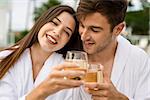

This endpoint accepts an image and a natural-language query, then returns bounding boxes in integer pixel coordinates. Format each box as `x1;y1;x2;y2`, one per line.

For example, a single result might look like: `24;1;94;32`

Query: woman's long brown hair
0;5;83;79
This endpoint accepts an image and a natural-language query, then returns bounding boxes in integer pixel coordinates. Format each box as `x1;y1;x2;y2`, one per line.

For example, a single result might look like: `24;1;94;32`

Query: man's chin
83;48;93;55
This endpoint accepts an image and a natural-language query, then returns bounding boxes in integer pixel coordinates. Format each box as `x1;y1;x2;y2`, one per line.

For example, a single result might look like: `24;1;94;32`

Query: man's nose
80;28;89;41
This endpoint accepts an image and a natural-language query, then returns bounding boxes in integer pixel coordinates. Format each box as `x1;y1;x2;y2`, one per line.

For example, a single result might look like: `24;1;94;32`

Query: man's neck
88;40;118;70
89;40;117;60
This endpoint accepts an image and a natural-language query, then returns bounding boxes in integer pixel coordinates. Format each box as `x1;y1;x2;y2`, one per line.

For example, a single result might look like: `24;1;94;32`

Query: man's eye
79;23;84;28
91;28;100;32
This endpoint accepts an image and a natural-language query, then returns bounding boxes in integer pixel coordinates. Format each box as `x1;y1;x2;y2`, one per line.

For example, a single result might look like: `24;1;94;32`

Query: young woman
0;5;84;100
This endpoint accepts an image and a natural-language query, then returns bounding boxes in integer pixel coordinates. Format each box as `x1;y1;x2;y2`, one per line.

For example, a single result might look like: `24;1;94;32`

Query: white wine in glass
84;64;103;83
65;51;88;80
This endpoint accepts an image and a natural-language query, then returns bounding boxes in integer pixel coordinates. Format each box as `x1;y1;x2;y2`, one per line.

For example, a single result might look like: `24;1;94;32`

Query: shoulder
44;52;65;69
129;45;149;72
130;44;148;58
53;52;65;63
117;35;149;70
0;50;13;59
117;35;148;59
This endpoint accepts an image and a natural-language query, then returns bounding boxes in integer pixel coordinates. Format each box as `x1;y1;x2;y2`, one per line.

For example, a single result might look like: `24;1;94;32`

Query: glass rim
66;50;88;61
67;50;87;54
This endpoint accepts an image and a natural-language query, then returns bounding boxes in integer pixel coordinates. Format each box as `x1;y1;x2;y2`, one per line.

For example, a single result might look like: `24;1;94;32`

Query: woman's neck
30;43;53;81
30;43;53;64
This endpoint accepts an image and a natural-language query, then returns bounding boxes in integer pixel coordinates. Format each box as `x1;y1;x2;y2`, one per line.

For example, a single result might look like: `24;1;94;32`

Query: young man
77;0;150;100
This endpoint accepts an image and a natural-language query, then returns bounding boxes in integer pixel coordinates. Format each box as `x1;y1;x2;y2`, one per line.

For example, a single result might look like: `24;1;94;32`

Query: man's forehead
79;12;110;26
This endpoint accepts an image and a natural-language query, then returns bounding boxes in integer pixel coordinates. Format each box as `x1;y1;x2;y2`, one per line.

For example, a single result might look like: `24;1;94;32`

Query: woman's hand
26;62;85;100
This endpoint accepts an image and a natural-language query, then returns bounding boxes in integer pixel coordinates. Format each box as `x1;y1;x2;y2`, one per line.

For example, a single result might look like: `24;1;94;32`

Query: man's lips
46;34;58;45
83;41;95;48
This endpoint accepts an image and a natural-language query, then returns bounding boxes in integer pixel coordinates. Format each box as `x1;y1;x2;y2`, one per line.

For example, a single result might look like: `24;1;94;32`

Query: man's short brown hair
77;0;128;30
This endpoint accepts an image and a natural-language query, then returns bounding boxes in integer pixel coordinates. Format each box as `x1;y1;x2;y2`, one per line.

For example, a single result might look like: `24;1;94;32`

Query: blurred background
0;0;150;54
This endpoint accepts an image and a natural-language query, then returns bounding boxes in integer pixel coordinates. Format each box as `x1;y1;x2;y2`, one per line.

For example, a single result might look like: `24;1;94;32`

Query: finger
50;70;85;79
84;82;98;89
84;82;109;90
53;62;79;71
92;96;107;100
86;89;108;97
51;78;84;88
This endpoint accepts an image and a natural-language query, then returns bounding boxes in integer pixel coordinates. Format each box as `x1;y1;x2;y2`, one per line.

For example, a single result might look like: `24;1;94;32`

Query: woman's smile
46;33;58;45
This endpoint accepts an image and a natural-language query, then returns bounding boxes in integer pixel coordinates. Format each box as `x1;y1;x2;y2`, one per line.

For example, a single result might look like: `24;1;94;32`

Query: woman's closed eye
64;29;71;37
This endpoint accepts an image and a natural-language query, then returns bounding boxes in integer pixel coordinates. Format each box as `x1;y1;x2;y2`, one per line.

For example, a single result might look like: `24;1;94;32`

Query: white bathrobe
0;49;73;100
74;36;150;100
0;35;150;100
111;36;150;100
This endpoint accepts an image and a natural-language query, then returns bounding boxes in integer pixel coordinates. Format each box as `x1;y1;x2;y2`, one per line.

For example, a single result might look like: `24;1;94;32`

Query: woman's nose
53;26;63;38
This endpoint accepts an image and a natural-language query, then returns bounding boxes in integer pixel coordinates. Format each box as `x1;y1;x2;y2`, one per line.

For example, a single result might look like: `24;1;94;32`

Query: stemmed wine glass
65;50;88;100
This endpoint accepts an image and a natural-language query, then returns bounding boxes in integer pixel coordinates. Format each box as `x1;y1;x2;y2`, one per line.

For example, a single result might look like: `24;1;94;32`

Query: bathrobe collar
111;35;131;86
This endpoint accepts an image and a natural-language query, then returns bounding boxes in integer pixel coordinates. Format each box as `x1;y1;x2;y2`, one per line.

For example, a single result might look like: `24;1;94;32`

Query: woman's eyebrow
55;17;61;22
66;27;73;33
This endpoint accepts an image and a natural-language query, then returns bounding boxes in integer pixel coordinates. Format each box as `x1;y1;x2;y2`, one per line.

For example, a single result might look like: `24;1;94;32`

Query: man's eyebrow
90;26;103;30
80;21;103;30
55;17;73;33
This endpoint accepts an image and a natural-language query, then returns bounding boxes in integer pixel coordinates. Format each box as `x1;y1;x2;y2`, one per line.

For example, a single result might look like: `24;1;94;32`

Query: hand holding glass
65;51;88;80
65;51;88;100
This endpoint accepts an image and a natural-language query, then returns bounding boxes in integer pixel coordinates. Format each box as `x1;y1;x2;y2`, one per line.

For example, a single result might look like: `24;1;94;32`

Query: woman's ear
112;22;125;36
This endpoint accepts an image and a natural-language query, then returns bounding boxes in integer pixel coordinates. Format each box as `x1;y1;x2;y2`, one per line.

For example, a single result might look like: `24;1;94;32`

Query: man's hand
84;81;129;100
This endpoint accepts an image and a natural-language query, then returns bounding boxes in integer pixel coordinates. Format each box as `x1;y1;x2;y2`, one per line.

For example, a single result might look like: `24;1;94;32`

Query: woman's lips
46;34;57;45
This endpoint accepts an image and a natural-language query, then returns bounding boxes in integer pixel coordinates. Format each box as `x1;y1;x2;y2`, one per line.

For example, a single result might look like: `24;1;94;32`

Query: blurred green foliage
15;1;149;43
15;30;29;42
33;0;61;21
125;7;149;35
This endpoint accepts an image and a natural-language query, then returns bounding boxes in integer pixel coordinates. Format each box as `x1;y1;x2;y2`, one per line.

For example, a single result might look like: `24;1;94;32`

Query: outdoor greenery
15;0;150;43
33;0;61;21
15;30;29;43
125;7;149;35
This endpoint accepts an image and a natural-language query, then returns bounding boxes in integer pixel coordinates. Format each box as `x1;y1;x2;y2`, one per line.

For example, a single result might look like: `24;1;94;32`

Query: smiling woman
37;11;76;52
0;5;83;100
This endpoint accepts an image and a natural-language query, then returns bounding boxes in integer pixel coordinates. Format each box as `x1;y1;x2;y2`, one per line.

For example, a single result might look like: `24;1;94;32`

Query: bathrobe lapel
111;36;131;86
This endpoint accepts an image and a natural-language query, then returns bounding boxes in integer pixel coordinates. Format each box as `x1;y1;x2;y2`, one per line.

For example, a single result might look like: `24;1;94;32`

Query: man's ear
112;22;125;36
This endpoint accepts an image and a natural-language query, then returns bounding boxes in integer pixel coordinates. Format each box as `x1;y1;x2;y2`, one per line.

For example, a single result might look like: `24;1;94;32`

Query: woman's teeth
47;35;57;44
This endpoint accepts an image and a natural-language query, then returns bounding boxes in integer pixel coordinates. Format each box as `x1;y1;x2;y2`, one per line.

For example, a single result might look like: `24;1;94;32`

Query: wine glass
65;50;88;75
65;50;88;100
84;63;103;90
85;64;103;83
